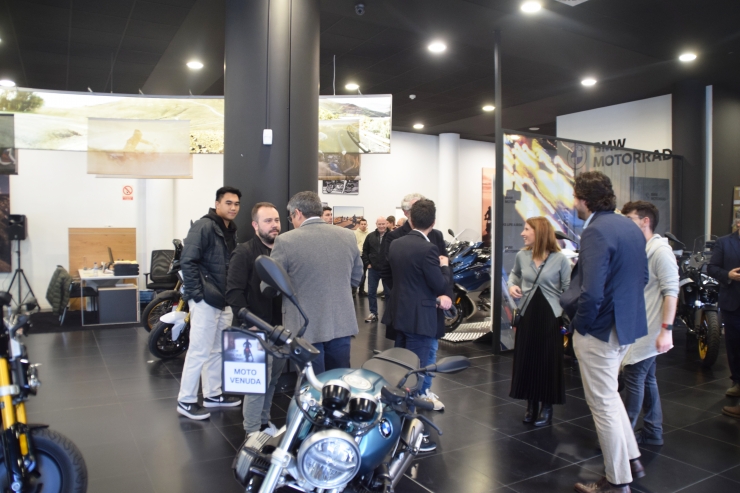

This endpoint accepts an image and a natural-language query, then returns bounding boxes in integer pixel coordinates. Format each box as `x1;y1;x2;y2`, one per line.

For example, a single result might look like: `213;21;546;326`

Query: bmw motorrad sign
222;329;267;394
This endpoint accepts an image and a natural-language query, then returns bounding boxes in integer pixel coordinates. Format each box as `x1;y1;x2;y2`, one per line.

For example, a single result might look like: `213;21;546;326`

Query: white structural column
143;179;175;274
437;133;460;238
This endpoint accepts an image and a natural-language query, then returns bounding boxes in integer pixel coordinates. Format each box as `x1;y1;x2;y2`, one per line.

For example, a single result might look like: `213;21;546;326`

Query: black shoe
203;394;242;408
534;403;553;427
630;458;646;479
419;436;437;453
177;401;211;420
523;400;539;424
635;428;663;446
359;291;368;297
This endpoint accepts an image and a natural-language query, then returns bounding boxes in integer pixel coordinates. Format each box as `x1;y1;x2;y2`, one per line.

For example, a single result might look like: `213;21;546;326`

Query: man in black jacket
708;209;740;419
226;202;285;436
177;186;242;420
361;216;389;323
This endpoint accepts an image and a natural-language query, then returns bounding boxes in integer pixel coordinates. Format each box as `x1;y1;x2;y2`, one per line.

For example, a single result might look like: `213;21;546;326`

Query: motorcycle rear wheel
0;428;87;493
141;290;179;332
148;320;189;359
698;311;721;368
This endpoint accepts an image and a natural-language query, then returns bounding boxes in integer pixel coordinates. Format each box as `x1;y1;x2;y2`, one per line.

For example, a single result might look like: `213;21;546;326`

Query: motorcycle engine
233;432;273;487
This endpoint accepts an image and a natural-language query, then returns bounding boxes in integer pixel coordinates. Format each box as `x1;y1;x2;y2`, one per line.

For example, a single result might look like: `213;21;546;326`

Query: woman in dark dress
507;217;572;426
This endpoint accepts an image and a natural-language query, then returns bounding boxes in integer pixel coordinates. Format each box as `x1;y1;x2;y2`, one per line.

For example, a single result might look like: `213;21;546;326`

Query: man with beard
226;202;284;437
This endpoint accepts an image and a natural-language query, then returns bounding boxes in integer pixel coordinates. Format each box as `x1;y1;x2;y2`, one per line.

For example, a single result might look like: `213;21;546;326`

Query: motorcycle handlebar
411;396;435;411
238;308;292;347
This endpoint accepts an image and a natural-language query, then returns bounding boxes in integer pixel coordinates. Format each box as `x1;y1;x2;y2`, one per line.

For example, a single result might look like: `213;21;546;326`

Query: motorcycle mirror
554;231;575;243
448;229;455;237
664;232;685;248
423;355;470;374
255;256;296;300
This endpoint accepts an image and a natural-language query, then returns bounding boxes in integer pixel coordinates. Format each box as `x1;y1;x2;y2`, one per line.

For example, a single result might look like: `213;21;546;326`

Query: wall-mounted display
0;87;223;154
322;180;359;195
734;186;740;231
0;176;9;272
319;95;391;154
333;206;365;230
0;115;16;175
87;118;192;178
318;152;360;181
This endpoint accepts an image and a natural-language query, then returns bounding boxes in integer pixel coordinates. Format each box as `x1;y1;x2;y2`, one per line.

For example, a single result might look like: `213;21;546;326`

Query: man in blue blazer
560;171;648;493
707;209;740;419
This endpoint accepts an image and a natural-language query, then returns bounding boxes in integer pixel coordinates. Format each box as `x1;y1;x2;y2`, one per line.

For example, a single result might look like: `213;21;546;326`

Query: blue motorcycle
445;234;491;331
232;256;470;493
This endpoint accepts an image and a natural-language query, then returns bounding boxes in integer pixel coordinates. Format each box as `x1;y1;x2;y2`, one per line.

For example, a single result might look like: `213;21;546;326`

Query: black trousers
723;308;740;383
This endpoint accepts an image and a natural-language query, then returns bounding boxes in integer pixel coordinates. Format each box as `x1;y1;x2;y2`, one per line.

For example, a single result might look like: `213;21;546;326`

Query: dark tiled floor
23;298;740;493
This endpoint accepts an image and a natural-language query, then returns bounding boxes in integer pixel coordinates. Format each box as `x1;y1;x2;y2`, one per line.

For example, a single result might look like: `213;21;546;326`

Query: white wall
458;139;496;236
1;150;223;309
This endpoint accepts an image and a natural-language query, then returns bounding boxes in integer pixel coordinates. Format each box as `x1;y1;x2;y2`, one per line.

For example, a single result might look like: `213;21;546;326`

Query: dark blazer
707;232;740;312
387;231;451;338
560;211;649;346
379;221;446;289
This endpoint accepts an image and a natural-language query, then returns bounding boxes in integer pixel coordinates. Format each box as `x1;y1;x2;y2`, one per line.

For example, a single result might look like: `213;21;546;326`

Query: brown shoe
574;477;630;493
722;405;740;419
630;459;645;479
726;383;740;397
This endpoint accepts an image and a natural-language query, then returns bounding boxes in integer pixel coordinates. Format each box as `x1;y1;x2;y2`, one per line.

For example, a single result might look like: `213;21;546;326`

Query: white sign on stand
222;329;267;394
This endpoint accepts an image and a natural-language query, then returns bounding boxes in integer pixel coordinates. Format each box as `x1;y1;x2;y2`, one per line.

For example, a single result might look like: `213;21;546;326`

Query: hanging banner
0;114;17;175
222;329;267;395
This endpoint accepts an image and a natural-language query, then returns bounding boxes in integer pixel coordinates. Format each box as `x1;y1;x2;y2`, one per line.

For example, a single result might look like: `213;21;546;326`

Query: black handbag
511;255;549;329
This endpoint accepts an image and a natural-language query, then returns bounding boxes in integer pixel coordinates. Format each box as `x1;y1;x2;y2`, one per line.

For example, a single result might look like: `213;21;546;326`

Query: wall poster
322;180;359;195
318;153;360;181
734;186;740;232
0;115;17;175
319;95;391;154
333;206;365;230
0;176;10;272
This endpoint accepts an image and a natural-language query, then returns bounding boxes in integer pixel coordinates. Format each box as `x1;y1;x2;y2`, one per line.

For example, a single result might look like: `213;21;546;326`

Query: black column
224;0;319;240
491;30;503;354
711;87;740;236
672;79;706;242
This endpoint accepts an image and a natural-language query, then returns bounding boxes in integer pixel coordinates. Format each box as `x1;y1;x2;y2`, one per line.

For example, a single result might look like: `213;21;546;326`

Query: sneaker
418;436;437;453
726;383;740;398
260;422;279;436
634;428;663;446
365;313;378;323
177;401;211;420
421;390;445;411
203;395;242;408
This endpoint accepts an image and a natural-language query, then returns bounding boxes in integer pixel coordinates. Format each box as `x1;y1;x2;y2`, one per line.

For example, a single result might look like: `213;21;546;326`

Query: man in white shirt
354;218;370;297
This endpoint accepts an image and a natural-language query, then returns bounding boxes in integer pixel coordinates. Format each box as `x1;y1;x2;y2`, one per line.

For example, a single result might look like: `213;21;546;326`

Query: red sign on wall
122;185;133;201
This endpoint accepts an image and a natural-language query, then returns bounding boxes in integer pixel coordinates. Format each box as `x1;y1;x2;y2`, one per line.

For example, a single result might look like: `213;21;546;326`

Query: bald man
396;217;406;229
361;216;389;322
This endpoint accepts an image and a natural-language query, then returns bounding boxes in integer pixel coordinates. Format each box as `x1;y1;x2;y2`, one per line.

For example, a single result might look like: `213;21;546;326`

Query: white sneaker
262;422;278;437
423;390;445;411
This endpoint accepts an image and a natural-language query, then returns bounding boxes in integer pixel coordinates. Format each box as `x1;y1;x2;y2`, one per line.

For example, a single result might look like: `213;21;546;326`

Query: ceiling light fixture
529;127;540;131
482;105;495;112
521;1;542;14
679;53;697;62
186;60;204;70
428;41;446;53
413;123;424;129
581;78;597;86
0;79;16;87
345;83;359;90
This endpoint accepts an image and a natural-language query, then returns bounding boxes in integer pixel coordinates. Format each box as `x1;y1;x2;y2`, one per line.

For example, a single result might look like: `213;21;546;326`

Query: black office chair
61;279;98;326
144;250;177;292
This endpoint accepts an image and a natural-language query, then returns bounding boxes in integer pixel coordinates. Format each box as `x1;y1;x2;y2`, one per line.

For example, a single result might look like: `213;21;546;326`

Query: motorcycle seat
362;348;421;390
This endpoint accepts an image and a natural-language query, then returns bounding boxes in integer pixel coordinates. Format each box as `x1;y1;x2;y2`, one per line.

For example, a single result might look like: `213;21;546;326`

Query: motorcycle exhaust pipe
389;418;424;488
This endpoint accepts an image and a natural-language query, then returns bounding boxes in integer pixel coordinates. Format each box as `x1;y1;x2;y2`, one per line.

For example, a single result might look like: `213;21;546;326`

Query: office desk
78;270;140;326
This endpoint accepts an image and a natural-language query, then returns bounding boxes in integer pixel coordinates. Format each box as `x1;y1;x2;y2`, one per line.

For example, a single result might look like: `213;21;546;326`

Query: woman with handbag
508;217;572;426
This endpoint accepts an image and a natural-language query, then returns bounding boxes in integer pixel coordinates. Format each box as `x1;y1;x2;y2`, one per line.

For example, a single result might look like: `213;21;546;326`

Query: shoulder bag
511;254;549;329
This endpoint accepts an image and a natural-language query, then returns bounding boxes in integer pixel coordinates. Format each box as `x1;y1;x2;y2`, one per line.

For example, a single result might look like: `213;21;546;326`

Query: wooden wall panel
68;228;137;275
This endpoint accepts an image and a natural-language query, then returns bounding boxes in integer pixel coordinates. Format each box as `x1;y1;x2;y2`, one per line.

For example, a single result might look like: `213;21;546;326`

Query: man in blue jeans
362;216;389;323
387;199;452;452
621;201;678;445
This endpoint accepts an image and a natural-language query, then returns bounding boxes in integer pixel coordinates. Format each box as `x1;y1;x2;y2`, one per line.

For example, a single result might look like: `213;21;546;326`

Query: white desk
78;270;140;326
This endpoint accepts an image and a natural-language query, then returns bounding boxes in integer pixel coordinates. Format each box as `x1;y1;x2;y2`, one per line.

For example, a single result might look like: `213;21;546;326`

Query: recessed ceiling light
413;123;424;129
0;79;15;87
428;41;446;53
482;105;495;112
679;53;697;62
581;78;597;86
529;127;540;131
345;83;359;90
521;1;542;13
186;61;204;70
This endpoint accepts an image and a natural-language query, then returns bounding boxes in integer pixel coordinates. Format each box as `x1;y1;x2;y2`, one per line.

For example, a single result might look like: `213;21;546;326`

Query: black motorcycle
666;233;722;368
141;239;184;332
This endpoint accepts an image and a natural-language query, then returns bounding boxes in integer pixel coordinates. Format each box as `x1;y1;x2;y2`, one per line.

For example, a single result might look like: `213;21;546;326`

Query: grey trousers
574;329;640;485
242;356;287;433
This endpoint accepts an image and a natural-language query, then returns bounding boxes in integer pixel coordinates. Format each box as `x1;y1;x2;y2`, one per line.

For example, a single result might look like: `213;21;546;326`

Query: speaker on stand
6;215;36;308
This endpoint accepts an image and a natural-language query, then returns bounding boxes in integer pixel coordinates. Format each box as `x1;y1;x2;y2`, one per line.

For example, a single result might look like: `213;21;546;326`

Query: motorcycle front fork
258;412;305;493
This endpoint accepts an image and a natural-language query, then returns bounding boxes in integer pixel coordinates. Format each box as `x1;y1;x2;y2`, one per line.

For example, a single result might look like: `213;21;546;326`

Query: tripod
7;239;36;308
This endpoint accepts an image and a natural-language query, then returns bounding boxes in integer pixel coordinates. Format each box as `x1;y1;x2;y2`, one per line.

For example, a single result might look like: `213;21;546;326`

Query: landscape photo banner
0;87;224;154
319;95;391;154
0;114;16;175
87;118;192;178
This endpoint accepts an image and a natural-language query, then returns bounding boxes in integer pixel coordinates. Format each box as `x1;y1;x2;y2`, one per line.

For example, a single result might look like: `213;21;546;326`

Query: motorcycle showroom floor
24;298;740;493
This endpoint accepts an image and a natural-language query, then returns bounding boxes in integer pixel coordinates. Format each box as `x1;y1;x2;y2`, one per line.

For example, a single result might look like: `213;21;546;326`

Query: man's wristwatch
661;323;673;331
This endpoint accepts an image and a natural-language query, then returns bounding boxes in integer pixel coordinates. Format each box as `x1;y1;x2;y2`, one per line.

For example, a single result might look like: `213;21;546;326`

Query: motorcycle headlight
296;429;361;489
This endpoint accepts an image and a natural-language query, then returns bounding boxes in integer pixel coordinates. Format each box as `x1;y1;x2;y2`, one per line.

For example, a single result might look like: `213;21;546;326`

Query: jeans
402;332;436;393
242;356;287;432
622;356;663;440
312;336;352;375
367;268;382;315
421;339;438;394
359;267;367;293
723;308;740;384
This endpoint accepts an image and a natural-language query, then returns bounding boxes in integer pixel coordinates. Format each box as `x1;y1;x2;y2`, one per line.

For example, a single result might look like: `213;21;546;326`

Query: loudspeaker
8;214;27;241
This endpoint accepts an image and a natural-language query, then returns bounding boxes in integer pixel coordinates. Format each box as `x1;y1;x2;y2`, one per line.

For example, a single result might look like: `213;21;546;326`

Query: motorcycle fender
702;305;719;313
454;284;468;293
160;311;187;324
171;321;187;341
25;423;50;430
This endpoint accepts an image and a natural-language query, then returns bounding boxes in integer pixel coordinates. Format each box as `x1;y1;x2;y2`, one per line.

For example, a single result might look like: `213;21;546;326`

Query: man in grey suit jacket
271;191;363;374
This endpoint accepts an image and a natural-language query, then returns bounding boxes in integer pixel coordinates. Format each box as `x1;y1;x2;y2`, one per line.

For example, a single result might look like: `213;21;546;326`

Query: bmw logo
567;144;587;170
379;419;393;438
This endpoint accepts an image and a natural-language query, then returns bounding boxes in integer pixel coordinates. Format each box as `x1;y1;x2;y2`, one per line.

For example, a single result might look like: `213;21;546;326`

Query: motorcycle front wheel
698;311;721;368
141;290;179;332
445;297;469;332
148;320;189;359
0;428;87;493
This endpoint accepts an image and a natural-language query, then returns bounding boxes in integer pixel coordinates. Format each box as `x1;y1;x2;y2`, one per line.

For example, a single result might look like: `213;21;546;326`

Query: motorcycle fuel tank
287;368;402;475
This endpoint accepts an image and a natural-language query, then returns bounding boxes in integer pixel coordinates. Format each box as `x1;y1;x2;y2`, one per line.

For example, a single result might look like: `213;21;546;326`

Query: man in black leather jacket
177;186;243;420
